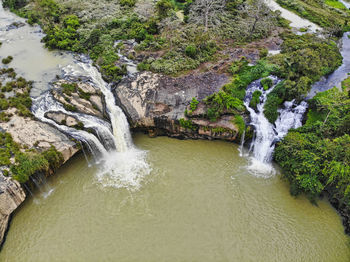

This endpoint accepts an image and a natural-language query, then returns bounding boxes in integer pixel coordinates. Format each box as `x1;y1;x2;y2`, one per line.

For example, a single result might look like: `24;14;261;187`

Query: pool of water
1;135;349;262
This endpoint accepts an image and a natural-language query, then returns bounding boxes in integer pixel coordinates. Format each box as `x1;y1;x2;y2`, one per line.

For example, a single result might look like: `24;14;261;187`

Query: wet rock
0;175;26;246
52;81;104;119
6;22;25;31
46;112;79;127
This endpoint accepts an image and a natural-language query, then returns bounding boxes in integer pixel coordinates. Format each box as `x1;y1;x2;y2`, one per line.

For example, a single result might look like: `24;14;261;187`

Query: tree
239;0;273;40
156;0;173;18
189;0;225;31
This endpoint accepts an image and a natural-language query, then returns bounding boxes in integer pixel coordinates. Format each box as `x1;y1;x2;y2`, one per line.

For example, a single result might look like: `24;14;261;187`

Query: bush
249;90;262;110
185;45;197;58
260;77;273;90
259;48;268;58
274;86;350;204
179;118;196;130
156;0;173;18
120;0;136;7
2;56;13;64
190;97;199;111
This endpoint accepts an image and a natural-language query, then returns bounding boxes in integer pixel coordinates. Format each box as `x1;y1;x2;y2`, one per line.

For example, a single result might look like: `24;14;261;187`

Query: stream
0;1;349;261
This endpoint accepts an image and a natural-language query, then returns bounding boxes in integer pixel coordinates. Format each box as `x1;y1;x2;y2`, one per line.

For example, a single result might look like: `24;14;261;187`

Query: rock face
0;175;26;246
114;71;240;140
52;81;105;119
0;114;79;163
0;112;79;245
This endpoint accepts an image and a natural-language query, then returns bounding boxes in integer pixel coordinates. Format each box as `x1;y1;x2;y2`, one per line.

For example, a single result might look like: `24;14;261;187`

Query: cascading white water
32;58;151;189
244;77;308;177
63;61;133;152
32;92;109;159
61;59;150;189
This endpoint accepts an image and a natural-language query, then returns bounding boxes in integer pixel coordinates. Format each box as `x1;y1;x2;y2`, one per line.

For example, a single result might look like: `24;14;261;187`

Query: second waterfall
243;77;308;177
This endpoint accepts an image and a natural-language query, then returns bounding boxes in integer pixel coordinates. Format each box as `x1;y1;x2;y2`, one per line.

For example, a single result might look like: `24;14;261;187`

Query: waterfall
32;92;109;159
63;61;133;152
32;58;151;189
244;77;308;177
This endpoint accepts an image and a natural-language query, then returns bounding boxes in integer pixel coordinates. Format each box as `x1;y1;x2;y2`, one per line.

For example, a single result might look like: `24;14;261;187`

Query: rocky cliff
0;112;79;246
114;71;241;141
0;175;26;245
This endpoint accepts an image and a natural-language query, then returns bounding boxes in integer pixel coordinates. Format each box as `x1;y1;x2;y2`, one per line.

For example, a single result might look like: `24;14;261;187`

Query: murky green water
1;135;349;262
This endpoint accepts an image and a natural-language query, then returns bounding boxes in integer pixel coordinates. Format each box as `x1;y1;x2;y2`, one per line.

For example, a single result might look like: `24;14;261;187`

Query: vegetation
276;0;350;31
0;132;63;183
275;84;350;207
0;68;34;118
249;90;262;110
4;0;281;77
179;118;196;130
204;57;276;121
264;32;342;123
2;56;13;64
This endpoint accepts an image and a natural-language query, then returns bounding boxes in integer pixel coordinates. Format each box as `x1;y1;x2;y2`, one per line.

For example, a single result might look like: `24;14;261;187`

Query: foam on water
96;148;151;190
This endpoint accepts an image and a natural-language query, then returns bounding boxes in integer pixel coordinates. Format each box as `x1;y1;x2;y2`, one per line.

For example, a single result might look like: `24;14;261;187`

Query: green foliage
0;131;63;183
120;0;136;7
179;118;196;130
63;103;77;112
276;0;350;30
265;33;342;123
61;83;77;95
190;97;199;111
275;86;350;205
204;58;276;121
43;15;81;51
3;0;27;10
233;115;245;135
0;69;33;117
260;77;273;91
263;81;285;123
185;45;197;58
41;146;64;172
2;56;13;64
156;0;174;18
249;90;262;110
325;0;347;10
259;48;268;58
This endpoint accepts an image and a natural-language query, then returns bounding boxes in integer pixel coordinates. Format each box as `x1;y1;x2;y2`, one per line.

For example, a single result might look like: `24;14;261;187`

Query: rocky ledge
114;71;241;141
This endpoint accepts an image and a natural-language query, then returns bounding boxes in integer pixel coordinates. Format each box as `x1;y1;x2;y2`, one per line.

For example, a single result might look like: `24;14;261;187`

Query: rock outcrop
0;113;79;163
114;71;240;140
0;112;79;246
0;175;26;246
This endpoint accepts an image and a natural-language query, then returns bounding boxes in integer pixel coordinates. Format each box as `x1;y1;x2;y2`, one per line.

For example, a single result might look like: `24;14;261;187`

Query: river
1;135;350;261
0;1;349;261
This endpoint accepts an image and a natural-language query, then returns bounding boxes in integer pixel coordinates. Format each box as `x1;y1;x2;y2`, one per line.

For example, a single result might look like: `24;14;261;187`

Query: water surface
0;4;74;96
1;135;349;262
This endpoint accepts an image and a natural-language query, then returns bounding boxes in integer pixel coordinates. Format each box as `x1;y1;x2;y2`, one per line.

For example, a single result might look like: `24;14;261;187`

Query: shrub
260;77;273;90
2;56;13;64
249;90;262;110
156;0;173;18
120;0;136;7
185;45;197;58
179;118;196;130
190;97;199;111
